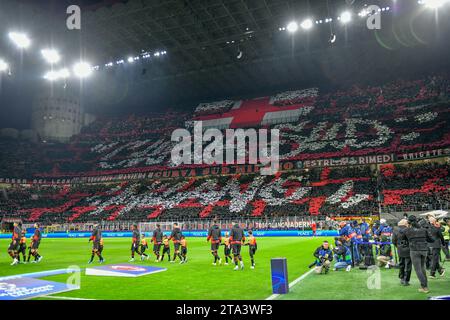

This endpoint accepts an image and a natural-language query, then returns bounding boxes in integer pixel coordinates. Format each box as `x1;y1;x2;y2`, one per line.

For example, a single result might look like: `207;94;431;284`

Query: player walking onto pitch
8;222;22;266
222;232;232;265
244;230;257;269
88;224;104;264
169;223;183;263
161;236;171;262
230;222;245;271
180;235;188;264
152;224;163;262
130;224;142;262
207;220;222;265
140;233;149;261
17;231;27;263
27;223;43;263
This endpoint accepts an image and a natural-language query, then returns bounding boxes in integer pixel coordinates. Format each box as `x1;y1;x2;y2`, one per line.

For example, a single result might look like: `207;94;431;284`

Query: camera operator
404;215;434;293
428;216;446;278
392;219;411;286
313;241;333;274
332;238;352;272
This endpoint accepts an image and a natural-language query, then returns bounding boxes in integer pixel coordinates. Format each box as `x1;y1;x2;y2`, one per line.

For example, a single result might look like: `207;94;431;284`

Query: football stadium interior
1;0;450;302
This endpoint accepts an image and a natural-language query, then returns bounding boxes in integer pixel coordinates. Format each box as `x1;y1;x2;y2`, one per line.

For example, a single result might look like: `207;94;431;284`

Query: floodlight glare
8;32;31;49
340;11;352;24
58;68;70;79
286;21;299;33
43;68;70;81
300;19;313;30
73;62;92;78
44;70;59;81
0;59;8;72
422;0;449;8
41;49;61;64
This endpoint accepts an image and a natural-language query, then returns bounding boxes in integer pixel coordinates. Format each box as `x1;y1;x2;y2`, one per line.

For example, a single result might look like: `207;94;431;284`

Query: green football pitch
1;237;449;300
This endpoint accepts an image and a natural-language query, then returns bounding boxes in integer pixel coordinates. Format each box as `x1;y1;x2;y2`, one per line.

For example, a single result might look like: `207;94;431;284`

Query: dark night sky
1;0;450;130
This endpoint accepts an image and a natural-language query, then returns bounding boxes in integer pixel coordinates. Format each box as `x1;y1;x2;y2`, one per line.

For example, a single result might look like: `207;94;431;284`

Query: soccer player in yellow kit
222;232;232;265
18;233;27;264
161;236;171;262
140;234;149;261
244;230;258;269
180;236;188;264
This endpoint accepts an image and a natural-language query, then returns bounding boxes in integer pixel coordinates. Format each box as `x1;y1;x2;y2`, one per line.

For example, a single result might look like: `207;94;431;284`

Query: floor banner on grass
0;277;79;300
85;264;167;277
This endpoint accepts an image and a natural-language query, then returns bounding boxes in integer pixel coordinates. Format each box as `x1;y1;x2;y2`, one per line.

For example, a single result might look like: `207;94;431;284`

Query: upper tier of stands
0;74;449;180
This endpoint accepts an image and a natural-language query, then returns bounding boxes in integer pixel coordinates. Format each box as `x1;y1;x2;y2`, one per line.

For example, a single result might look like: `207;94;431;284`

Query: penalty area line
265;268;314;300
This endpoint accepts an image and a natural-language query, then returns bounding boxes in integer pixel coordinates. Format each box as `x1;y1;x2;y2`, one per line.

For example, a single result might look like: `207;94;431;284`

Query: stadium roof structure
1;0;450;114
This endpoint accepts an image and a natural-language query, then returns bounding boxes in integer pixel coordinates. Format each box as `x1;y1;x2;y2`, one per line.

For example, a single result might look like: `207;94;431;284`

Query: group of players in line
7;222;43;266
88;220;257;270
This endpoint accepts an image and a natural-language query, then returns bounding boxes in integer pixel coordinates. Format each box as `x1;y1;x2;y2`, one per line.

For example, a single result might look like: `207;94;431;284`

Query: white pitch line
266;269;315;300
44;295;95;300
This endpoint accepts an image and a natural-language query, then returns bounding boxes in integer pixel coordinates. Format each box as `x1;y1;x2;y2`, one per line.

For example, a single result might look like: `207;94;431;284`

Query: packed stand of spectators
194;100;235;116
0;75;448;180
0;166;378;224
380;162;450;212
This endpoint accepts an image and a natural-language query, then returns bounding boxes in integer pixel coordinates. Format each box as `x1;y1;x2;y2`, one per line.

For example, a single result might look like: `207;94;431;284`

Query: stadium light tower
300;19;313;30
0;59;8;72
8;32;31;49
41;49;61;64
340;11;352;24
73;62;92;78
286;21;299;33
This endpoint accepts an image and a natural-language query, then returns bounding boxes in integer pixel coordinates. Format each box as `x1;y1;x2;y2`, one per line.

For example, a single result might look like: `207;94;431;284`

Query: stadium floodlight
422;0;450;8
43;68;70;81
41;49;61;64
286;21;299;33
43;70;59;81
300;19;313;30
8;32;31;49
58;68;70;79
73;62;92;78
0;59;8;72
340;11;352;24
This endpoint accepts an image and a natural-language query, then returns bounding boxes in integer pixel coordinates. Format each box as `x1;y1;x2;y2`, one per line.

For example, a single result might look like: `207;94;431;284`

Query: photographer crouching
312;241;334;274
